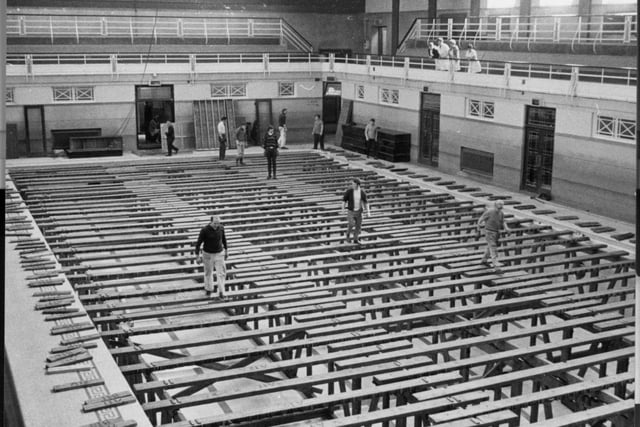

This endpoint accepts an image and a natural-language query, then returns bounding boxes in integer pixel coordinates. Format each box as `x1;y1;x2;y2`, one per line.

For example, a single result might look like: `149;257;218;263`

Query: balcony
399;14;637;54
6;12;313;52
5;52;635;103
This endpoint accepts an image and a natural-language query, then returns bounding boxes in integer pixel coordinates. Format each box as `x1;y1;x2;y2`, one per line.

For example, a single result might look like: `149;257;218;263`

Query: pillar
520;0;532;39
427;0;437;22
470;0;480;17
391;0;400;55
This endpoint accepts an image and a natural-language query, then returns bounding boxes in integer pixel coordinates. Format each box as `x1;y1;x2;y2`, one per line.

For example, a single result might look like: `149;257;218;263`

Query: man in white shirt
435;38;449;71
278;109;288;149
217;116;227;160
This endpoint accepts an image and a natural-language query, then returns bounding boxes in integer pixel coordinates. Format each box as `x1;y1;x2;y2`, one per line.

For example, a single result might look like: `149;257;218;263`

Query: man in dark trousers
341;178;371;244
263;125;279;179
148;115;160;143
217;116;227;160
195;215;229;298
364;118;378;158
165;120;178;156
278;108;288;149
477;200;511;269
312;114;324;150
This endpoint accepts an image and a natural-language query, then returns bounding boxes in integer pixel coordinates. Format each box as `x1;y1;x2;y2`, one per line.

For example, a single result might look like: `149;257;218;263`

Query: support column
470;0;481;40
578;0;593;39
427;0;437;22
578;0;592;16
470;0;480;17
519;0;532;39
391;0;400;56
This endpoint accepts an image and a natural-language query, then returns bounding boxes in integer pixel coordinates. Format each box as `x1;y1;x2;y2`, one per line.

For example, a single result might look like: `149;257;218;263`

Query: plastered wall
6;76;324;153
336;70;634;221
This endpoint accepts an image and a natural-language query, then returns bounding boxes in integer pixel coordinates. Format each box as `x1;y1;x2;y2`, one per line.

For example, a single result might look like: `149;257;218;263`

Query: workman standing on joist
342;178;371;245
477;200;511;270
195;215;229;299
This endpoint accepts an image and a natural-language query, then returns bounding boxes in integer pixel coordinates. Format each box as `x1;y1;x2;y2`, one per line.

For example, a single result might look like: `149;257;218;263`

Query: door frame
419;92;440;166
322;81;342;134
24;105;46;155
254;99;273;143
521;105;556;197
134;84;175;149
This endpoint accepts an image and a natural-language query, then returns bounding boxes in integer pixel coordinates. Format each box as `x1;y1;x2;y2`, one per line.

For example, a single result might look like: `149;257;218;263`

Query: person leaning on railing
465;44;482;73
448;39;461;71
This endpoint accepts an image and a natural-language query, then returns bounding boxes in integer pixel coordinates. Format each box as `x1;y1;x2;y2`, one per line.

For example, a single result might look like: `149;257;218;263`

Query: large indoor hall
3;1;638;427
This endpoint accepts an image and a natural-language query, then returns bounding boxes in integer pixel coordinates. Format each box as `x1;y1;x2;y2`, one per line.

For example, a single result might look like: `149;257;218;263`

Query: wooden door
522;106;556;197
24;106;46;156
419;92;440;166
322;81;342;134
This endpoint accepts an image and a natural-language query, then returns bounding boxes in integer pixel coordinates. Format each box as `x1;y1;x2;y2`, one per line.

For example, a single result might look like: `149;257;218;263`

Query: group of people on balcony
427;38;482;73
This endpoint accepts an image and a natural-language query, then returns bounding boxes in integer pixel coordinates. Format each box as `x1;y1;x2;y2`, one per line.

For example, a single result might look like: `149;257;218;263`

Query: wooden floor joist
8;151;635;427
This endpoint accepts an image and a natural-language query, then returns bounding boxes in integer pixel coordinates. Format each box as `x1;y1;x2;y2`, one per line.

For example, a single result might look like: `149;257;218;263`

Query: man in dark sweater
195;215;229;298
477;200;511;269
341;178;371;244
263;125;279;179
165;120;178;156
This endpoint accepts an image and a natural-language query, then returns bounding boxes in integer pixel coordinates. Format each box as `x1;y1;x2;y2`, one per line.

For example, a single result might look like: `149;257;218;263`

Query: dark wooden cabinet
66;136;123;158
341;124;411;162
377;129;411;162
341;124;367;154
51;128;101;150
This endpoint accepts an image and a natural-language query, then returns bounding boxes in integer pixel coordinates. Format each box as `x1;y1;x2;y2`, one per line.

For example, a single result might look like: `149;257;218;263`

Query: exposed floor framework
6;150;636;427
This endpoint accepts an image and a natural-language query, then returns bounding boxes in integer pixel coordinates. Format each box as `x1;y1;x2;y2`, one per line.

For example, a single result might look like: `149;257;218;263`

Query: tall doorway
419;92;440;166
371;26;388;55
254;99;273;145
135;85;174;150
322;81;342;134
522;106;556;197
24;105;46;156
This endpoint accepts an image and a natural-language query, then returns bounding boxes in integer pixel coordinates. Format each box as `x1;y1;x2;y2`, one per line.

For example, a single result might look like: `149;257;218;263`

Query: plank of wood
82;392;136;412
46;352;92;369
52;378;105;393
80;419;137;427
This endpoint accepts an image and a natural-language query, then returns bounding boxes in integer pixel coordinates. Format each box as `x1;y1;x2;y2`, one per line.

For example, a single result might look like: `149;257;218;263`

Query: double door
522;106;556;196
419;92;440;166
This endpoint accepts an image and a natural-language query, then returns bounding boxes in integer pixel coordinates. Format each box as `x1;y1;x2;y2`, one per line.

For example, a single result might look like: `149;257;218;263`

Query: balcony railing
398;14;637;52
5;52;636;87
6;13;313;52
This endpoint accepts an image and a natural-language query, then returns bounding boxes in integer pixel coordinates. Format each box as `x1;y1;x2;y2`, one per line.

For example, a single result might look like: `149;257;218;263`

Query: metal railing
5;52;636;86
6;13;313;51
398;13;637;52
